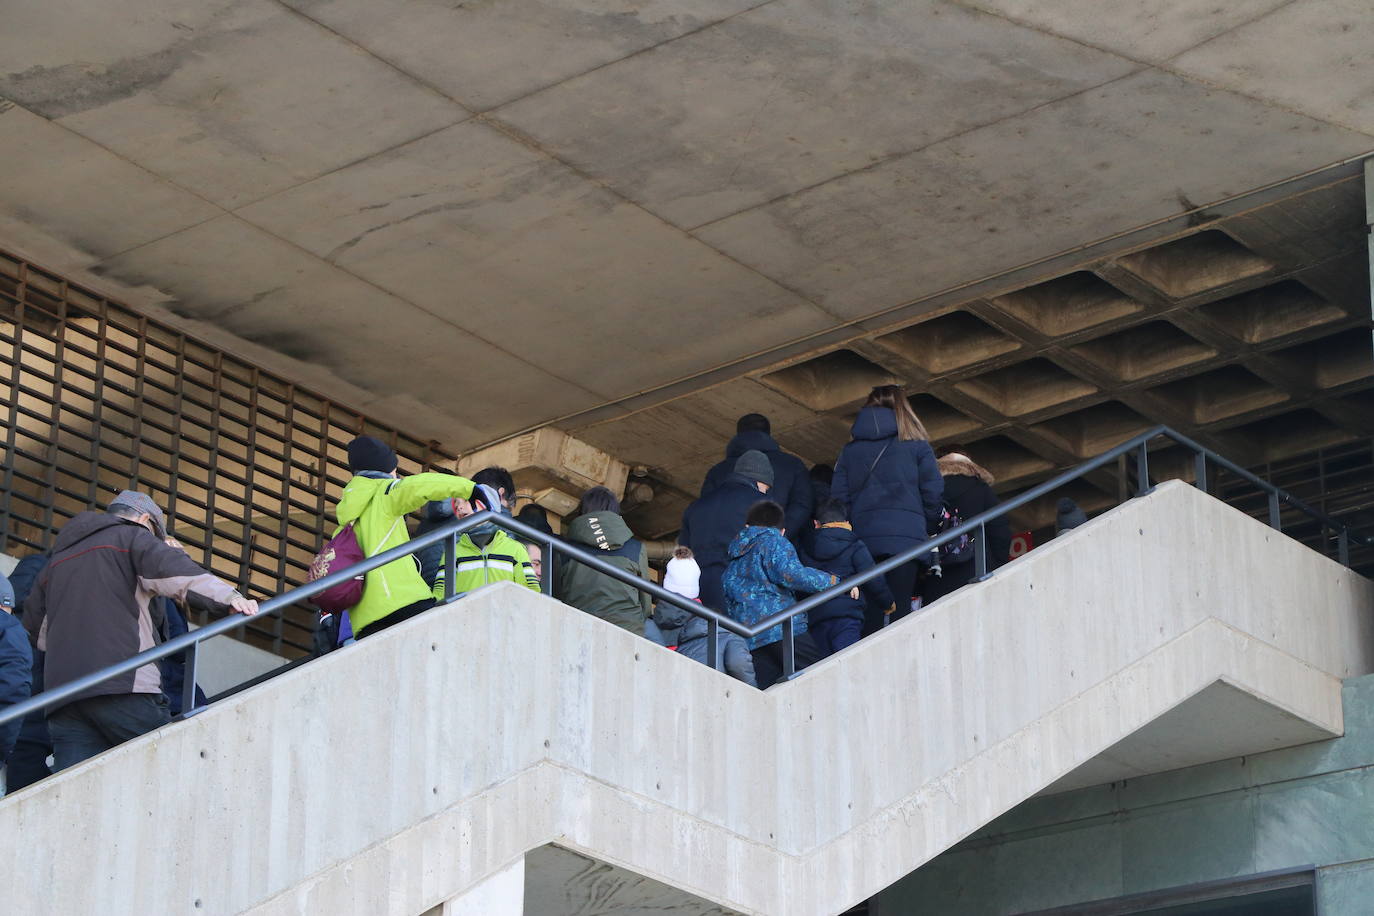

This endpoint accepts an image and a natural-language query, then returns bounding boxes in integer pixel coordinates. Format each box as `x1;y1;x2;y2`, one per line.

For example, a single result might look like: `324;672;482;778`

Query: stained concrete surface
692;68;1368;316
496;0;1139;229
0;0;1370;454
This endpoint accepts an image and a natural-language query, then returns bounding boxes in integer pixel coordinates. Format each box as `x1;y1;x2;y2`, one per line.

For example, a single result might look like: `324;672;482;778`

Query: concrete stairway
2;481;1370;916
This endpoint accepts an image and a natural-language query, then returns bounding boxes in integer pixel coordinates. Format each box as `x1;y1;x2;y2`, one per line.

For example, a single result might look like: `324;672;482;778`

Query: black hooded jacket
700;430;813;540
680;474;770;612
831;407;944;558
798;523;895;624
922;453;1012;604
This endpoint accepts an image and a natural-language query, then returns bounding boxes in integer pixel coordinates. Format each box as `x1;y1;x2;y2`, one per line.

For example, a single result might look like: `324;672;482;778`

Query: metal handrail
0;508;746;728
762;425;1369;646
3;425;1370;729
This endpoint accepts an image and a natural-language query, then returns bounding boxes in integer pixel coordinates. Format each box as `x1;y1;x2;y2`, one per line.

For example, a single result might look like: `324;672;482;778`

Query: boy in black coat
798;500;896;657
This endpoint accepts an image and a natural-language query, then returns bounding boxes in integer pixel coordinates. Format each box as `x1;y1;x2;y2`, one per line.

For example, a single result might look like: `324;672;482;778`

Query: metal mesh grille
0;249;454;657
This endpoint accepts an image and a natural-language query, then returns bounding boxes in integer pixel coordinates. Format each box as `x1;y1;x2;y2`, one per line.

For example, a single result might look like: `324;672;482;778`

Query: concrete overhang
1;0;1371;457
1042;678;1342;796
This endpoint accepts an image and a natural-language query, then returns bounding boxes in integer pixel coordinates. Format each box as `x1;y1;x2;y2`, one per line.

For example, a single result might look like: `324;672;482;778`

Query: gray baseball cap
109;490;169;539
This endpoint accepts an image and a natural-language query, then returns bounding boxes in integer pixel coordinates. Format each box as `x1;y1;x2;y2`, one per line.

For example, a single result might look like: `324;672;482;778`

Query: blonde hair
865;385;929;442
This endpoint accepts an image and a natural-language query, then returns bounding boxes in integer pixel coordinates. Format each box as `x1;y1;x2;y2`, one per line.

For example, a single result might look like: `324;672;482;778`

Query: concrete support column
433;856;524;916
453;428;630;525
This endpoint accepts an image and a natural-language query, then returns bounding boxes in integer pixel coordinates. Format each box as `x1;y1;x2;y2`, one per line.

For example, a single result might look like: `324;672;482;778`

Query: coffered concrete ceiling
0;0;1371;457
577;171;1374;538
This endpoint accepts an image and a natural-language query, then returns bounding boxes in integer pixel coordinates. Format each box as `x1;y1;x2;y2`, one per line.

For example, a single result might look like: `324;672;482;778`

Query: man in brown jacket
23;491;257;770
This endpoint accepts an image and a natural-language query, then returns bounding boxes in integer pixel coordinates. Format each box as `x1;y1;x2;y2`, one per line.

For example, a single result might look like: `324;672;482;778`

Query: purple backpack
307;521;366;613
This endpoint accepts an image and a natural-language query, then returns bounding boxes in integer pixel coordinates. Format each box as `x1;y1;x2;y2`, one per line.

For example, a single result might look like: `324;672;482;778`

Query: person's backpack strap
851;440;893;496
347;478;403;557
310;479;405;616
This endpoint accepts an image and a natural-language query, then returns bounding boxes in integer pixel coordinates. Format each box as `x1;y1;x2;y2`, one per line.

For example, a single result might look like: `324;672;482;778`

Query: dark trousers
751;633;824;689
355;598;436;640
7;651;53;791
47;694;172;771
865;555;923;635
809;617;863;659
5;722;54;791
920;559;978;606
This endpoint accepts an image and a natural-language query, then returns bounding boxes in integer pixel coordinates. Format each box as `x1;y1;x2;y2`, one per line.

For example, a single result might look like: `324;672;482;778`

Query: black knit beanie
734;449;775;487
1056;497;1088;531
347;435;398;473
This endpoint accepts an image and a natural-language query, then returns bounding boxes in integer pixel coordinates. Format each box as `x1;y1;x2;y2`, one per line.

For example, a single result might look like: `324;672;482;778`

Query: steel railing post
973;522;988;581
443;531;457;604
181;641;201;718
1268;491;1282;530
1194;450;1208;493
1135;442;1152;496
781;616;796;681
541;539;555;595
1338;528;1350;566
707;617;720;671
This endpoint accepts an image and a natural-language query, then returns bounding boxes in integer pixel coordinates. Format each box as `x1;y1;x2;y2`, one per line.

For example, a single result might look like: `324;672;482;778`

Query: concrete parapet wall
1;482;1369;916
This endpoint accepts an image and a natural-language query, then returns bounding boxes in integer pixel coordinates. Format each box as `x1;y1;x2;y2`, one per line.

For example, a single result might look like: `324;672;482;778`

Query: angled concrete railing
2;481;1370;916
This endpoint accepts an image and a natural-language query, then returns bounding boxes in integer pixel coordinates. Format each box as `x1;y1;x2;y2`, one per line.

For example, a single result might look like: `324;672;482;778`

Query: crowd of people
0;382;1075;794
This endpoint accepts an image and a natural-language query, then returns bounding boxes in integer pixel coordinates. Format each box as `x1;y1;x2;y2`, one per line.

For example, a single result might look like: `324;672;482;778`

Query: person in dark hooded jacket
5;553;51;791
680;450;774;612
556;487;653;636
700;414;813;541
159;598;207;718
809;464;834;514
0;572;33;792
799;500;896;656
1056;497;1088;535
414;497;457;588
921;446;1012;606
831;385;943;631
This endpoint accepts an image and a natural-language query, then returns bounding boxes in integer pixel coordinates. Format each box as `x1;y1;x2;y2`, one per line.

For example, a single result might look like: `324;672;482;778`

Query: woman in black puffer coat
831;385;944;631
921;446;1012;605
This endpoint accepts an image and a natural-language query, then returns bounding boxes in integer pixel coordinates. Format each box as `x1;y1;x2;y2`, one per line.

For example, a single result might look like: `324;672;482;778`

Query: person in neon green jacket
431;484;540;600
335;436;476;639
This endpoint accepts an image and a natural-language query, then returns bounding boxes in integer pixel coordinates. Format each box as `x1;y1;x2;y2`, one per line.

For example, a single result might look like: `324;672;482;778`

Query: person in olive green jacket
336;436;476;639
555;487;652;636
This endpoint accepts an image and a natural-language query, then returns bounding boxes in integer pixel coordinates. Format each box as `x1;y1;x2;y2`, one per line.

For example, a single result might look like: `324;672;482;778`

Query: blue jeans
47;694;172;771
809;617;863;659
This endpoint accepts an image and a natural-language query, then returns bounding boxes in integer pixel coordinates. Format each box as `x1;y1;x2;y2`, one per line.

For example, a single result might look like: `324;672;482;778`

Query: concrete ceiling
1;0;1371;455
581;169;1374;538
525;845;740;915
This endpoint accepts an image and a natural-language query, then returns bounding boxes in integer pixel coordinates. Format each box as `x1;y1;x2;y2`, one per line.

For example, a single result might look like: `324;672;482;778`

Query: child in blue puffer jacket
722;501;841;688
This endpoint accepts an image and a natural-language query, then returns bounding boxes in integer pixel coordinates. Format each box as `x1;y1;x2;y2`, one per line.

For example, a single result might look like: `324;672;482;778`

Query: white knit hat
663;548;700;600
